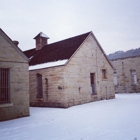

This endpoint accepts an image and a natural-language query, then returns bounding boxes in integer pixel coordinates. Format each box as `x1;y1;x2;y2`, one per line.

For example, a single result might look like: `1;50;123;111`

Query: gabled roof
24;31;113;69
0;28;29;62
24;32;91;66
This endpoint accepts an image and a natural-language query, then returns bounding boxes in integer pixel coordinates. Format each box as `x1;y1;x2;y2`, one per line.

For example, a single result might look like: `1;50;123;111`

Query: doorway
36;73;43;98
90;73;96;94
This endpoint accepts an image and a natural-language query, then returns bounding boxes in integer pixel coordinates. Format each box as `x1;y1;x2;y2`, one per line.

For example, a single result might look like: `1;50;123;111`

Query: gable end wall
63;34;115;107
0;33;29;121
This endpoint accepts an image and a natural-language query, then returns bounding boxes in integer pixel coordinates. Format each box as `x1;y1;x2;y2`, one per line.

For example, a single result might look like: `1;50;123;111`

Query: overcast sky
1;0;140;54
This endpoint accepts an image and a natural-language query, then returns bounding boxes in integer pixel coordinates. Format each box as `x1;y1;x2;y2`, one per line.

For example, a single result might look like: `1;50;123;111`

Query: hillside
108;48;140;60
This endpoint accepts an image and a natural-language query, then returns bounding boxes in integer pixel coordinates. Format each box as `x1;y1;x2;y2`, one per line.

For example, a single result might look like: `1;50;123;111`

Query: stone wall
0;34;29;121
29;66;66;107
63;34;115;107
29;34;115;108
111;56;140;93
0;61;29;121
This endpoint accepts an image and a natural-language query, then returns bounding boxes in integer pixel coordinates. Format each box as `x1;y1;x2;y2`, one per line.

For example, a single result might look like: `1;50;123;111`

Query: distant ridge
108;48;140;60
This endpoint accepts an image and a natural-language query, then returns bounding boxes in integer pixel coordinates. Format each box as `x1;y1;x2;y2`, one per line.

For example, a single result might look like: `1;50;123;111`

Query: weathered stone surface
111;56;140;93
0;32;29;121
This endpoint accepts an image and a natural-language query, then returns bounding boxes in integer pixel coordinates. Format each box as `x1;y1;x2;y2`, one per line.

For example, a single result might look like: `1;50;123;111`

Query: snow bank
0;94;140;140
29;59;68;70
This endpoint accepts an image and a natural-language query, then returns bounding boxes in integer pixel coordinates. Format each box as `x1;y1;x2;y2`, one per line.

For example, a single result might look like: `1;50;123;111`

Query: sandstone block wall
0;34;29;121
63;34;115;107
29;66;67;107
111;56;140;93
0;62;29;121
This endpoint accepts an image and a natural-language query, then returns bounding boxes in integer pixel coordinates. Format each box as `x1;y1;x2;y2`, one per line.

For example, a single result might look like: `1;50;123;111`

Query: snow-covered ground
0;94;140;140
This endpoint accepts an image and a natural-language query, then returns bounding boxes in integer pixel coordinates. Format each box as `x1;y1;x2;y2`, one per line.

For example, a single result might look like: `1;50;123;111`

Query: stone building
24;31;115;108
0;29;29;121
110;56;140;93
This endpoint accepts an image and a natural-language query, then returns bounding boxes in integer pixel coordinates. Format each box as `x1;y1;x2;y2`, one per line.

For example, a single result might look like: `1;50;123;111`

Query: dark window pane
90;73;94;84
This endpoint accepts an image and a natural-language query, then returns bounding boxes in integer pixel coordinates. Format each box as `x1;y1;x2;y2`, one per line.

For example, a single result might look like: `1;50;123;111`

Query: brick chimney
34;32;49;50
13;40;19;46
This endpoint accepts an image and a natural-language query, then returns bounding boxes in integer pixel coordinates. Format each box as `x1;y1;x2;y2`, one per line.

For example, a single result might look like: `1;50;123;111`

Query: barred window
0;68;10;104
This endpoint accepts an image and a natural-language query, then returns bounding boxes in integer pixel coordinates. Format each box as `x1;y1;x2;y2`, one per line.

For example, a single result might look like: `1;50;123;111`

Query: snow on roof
29;56;33;60
40;32;49;38
29;59;68;70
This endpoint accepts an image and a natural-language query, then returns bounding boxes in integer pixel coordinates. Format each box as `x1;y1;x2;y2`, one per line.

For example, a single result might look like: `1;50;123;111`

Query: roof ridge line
45;31;92;46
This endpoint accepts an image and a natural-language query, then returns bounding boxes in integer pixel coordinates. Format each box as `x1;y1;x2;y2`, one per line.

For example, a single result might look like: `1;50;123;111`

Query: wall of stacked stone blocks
0;35;29;121
111;56;140;93
29;34;115;108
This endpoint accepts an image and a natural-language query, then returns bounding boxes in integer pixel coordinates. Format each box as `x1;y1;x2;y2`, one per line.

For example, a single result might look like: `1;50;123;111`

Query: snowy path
0;94;140;140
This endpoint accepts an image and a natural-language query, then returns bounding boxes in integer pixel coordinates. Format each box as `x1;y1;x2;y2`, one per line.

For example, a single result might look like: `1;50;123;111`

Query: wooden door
90;73;95;94
36;73;43;98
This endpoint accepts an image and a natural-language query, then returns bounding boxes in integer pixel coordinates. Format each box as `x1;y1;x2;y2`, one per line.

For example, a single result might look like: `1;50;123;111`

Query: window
0;68;10;104
36;73;43;98
130;70;137;85
113;72;118;85
102;69;107;79
90;73;96;94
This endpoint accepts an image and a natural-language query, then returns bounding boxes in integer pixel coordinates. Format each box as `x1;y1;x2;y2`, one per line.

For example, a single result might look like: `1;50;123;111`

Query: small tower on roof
34;32;49;50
